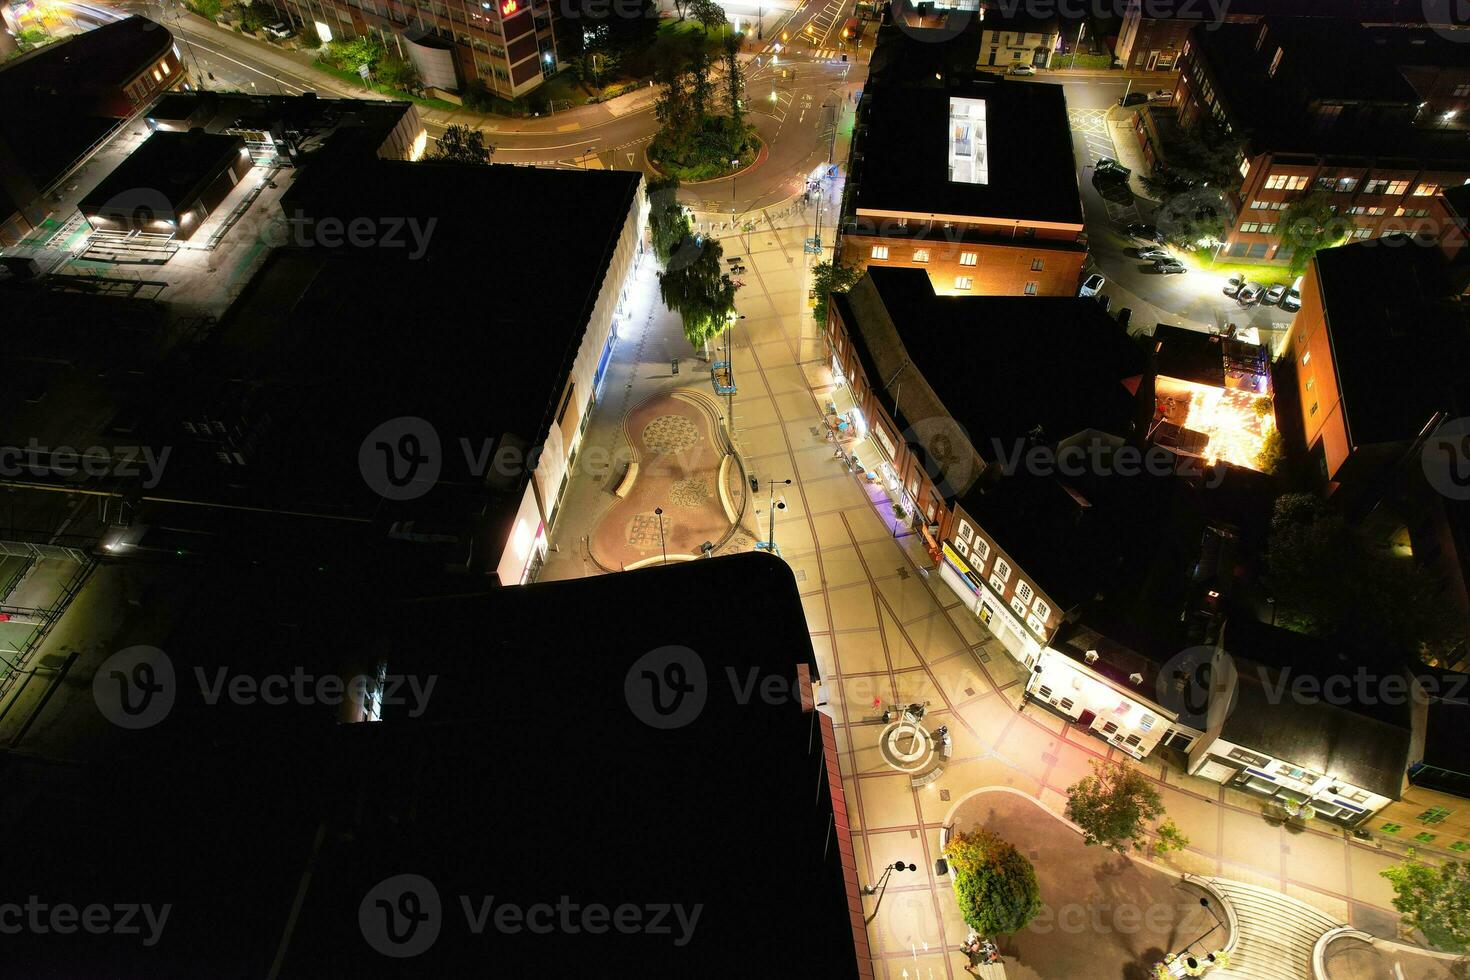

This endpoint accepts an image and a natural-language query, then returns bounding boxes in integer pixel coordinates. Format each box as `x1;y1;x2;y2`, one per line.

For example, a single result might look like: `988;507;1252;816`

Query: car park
1094;157;1131;181
1007;63;1037;75
1237;282;1266;304
1155;259;1186;275
1137;247;1171;262
1263;284;1287;305
1126;223;1163;246
1079;273;1105;298
1222;275;1244;297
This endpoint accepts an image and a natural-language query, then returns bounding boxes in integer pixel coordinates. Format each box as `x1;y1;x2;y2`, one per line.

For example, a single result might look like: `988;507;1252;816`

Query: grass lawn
311;60;459;111
1177;251;1299;287
1057;53;1113;70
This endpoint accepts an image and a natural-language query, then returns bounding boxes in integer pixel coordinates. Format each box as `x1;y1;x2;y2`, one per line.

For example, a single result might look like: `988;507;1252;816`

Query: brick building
839;77;1087;297
262;0;561;98
1174;18;1470;263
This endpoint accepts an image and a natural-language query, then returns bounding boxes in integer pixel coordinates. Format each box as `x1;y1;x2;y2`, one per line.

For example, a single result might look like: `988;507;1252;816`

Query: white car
1280;286;1302;312
1137;247;1171;262
266;21;294;38
1007;63;1037;76
1146;89;1172;103
1079;273;1105;298
1237;282;1266;305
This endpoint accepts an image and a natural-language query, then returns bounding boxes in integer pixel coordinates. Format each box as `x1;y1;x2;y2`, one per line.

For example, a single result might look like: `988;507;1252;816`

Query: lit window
1031;258;1044;271
1023;282;1038;295
153;68;162;81
1310;402;1319;416
1414;183;1441;197
994;557;1011;581
912;248;930;263
870;245;889;259
971;537;990;562
948;97;990;185
959;252;978;266
160;61;171;75
1032;598;1049;620
1301;350;1311;366
1016;581;1033;603
1268;46;1283;77
954;276;973;290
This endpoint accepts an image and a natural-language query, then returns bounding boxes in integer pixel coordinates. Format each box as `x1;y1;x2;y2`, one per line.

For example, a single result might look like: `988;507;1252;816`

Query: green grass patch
1178;252;1297;287
1057;53;1113;70
310;60;458;111
648;117;759;181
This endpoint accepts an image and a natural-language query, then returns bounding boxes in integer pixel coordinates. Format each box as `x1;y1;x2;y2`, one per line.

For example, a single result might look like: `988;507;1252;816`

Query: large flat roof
79;129;245;219
1312;236;1470;448
0;553;862;975
850;79;1082;226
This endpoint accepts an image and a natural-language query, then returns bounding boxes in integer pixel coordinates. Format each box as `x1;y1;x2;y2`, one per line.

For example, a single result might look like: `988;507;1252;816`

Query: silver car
1079;273;1105;298
1138;248;1172;263
1237;282;1266;305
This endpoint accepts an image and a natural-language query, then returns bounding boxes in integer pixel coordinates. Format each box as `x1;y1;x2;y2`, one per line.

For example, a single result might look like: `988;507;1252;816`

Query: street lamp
862;860;917;924
724;312;745;438
756;478;792;556
654;506;667;565
731;158;740;216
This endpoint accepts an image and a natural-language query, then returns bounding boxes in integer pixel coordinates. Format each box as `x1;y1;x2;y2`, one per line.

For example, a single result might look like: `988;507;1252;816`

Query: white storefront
939;542;1042;667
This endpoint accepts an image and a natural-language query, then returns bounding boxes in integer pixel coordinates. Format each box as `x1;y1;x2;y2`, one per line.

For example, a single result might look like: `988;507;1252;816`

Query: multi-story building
1175;18;1470;263
975;7;1057;70
0;16;182;245
263;0;561;98
839;77;1087;296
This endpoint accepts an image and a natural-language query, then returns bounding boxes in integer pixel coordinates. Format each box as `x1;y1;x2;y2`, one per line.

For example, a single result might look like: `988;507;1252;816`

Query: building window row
1264;173;1309;191
1239;222;1275;234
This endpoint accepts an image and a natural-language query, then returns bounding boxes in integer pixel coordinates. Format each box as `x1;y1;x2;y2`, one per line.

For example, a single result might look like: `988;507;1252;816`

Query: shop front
939;542;1041;666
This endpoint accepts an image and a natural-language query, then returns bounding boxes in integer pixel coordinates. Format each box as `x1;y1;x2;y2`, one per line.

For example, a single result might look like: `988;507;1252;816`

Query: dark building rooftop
849;77;1083;226
0;553;864;976
0;16;173;107
1311;236;1470;448
79;129;245;221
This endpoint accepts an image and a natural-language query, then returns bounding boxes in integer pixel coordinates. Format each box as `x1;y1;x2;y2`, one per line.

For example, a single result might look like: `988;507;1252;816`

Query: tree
1279;190;1352;274
943;829;1043;936
461;78;495;112
1255;428;1284;474
1155;186;1228;252
1065;759;1164;853
810;259;864;328
1152;820;1189;856
671;0;688;20
647;177;692;265
429;125;494;165
376;55;418;92
570;45;620;93
1140;118;1242;199
689;0;727;31
722;28;743;125
1265;493;1464;660
658;234;737;353
687;38;713;121
1381;850;1470;951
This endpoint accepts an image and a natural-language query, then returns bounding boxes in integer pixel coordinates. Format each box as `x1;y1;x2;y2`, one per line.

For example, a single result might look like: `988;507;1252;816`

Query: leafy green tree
722;28;743;125
658;234;737;353
1255;428;1284;474
687;38;713;120
1065;759;1164;853
810;259;863;327
570;45;620;93
1265;494;1465;661
376;55;418;91
1155;186;1228;252
1152;820;1189;856
1279;190;1352;274
689;0;727;30
1382;851;1470;952
428;125;493;165
646;177;692;265
943;829;1043;936
1140;118;1242;198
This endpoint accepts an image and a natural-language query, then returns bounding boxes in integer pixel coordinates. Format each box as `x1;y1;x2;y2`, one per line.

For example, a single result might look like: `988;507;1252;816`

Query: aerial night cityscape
5;0;1470;977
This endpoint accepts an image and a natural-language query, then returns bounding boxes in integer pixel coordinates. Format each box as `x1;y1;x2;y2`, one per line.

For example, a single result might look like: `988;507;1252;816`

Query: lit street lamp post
862;860;917;924
756;478;792;556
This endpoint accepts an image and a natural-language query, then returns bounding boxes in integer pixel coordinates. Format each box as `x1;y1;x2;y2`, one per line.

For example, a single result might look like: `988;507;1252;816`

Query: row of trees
648;178;738;353
318;35;418;92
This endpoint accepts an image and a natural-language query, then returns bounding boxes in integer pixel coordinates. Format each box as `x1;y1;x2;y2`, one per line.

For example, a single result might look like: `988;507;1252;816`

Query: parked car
1137;247;1172;262
1280;286;1302;312
1094;157;1131;181
1079;273;1105;298
1007;63;1037;76
266;21;294;37
1263;284;1287;305
1146;89;1172;103
1155;259;1186;275
1237;282;1266;305
1119;92;1148;107
1126;222;1163;246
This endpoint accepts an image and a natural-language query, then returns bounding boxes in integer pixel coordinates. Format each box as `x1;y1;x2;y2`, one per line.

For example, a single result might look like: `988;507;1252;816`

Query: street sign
358;64;371;79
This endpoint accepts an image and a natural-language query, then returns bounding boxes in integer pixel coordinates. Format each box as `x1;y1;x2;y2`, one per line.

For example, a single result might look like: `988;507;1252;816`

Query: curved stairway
1207;877;1345;980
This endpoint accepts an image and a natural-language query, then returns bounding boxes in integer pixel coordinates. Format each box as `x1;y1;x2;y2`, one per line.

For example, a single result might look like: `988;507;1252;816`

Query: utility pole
655;507;667;564
759;478;791;555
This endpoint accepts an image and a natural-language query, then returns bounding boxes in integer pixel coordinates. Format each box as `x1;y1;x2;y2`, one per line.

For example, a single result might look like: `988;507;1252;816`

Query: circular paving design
641;415;700;456
669;477;712;509
878;719;935;773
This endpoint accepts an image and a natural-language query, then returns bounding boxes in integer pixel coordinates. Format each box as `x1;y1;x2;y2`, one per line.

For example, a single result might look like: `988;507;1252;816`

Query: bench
613;462;639;498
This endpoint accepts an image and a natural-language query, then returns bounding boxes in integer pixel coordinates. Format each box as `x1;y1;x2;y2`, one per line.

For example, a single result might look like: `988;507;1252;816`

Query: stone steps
1207;877;1344;980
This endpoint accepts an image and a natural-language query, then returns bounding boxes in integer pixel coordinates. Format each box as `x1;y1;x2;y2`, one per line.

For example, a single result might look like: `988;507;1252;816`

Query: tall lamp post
724;312;745;438
731;158;740;217
862;860;917;924
756;478;792;556
654;507;667;565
